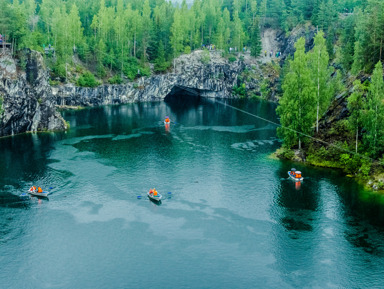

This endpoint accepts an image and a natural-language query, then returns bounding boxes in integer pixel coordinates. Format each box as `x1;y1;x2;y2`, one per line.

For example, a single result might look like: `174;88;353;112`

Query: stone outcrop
0;49;255;137
0;49;67;137
0;26;321;137
54;50;247;107
278;24;317;62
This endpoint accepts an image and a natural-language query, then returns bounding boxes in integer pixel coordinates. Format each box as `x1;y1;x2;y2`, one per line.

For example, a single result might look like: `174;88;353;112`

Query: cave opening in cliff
164;85;202;111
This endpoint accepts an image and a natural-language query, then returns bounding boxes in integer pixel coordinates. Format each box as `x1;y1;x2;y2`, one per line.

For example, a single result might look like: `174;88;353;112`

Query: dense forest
0;0;376;81
2;0;384;186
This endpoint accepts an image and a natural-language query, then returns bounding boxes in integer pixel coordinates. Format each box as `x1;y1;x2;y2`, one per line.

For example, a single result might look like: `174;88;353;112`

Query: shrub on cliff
77;71;100;87
228;56;237;62
155;41;171;72
108;75;123;84
123;57;151;80
200;49;210;64
52;63;67;80
232;83;246;97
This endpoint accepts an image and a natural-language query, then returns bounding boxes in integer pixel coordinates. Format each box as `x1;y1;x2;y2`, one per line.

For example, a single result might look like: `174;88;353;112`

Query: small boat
28;189;50;197
147;191;162;202
288;168;303;181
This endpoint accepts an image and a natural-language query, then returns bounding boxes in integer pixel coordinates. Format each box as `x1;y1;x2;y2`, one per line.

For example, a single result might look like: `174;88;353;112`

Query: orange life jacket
37;187;43;193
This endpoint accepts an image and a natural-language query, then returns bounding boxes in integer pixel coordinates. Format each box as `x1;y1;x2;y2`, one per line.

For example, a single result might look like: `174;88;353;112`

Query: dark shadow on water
29;195;49;201
0;192;32;209
164;86;201;115
148;197;162;206
274;164;320;235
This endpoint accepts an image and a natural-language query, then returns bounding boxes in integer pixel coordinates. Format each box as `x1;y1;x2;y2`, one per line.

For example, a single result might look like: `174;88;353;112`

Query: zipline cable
212;98;376;163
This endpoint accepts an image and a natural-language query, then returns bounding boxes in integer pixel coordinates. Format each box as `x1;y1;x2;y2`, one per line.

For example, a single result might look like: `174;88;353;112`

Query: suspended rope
212;98;376;163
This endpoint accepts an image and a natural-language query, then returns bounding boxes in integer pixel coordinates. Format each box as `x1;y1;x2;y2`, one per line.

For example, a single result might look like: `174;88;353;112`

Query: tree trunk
209;26;212;43
317;46;320;133
121;43;124;76
316;102;319;134
356;127;358;153
374;105;378;153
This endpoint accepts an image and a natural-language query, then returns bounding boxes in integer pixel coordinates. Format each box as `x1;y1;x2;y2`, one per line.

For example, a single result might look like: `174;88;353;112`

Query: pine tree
154;40;169;72
340;14;356;71
250;19;261;57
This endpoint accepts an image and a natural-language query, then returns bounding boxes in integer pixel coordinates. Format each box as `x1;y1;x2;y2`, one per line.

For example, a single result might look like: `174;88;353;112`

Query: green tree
309;30;333;133
363;61;384;156
170;8;184;59
141;0;152;61
277;37;315;149
260;0;268;32
231;9;245;52
250;18;261;57
154;40;169;72
68;4;84;52
0;0;11;38
340;14;356;71
215;17;226;50
348;80;366;153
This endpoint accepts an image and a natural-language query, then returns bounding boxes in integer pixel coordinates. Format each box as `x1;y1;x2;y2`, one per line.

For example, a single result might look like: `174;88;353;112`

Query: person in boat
29;186;36;192
37;187;43;193
149;189;153;195
165;117;170;123
153;189;158;196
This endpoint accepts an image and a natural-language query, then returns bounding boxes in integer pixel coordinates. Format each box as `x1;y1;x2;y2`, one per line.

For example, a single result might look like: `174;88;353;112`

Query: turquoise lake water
1;99;384;288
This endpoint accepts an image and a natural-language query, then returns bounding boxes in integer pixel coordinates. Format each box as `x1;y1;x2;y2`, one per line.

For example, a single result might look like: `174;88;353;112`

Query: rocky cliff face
54;50;246;107
0;27;320;137
0;49;253;137
278;24;316;61
0;49;67;137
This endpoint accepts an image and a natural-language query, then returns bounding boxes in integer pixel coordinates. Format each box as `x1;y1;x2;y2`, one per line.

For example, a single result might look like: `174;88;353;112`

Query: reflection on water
0;99;384;288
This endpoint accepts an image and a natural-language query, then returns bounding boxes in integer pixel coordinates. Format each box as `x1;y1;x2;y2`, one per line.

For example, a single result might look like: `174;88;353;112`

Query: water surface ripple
1;99;384;288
